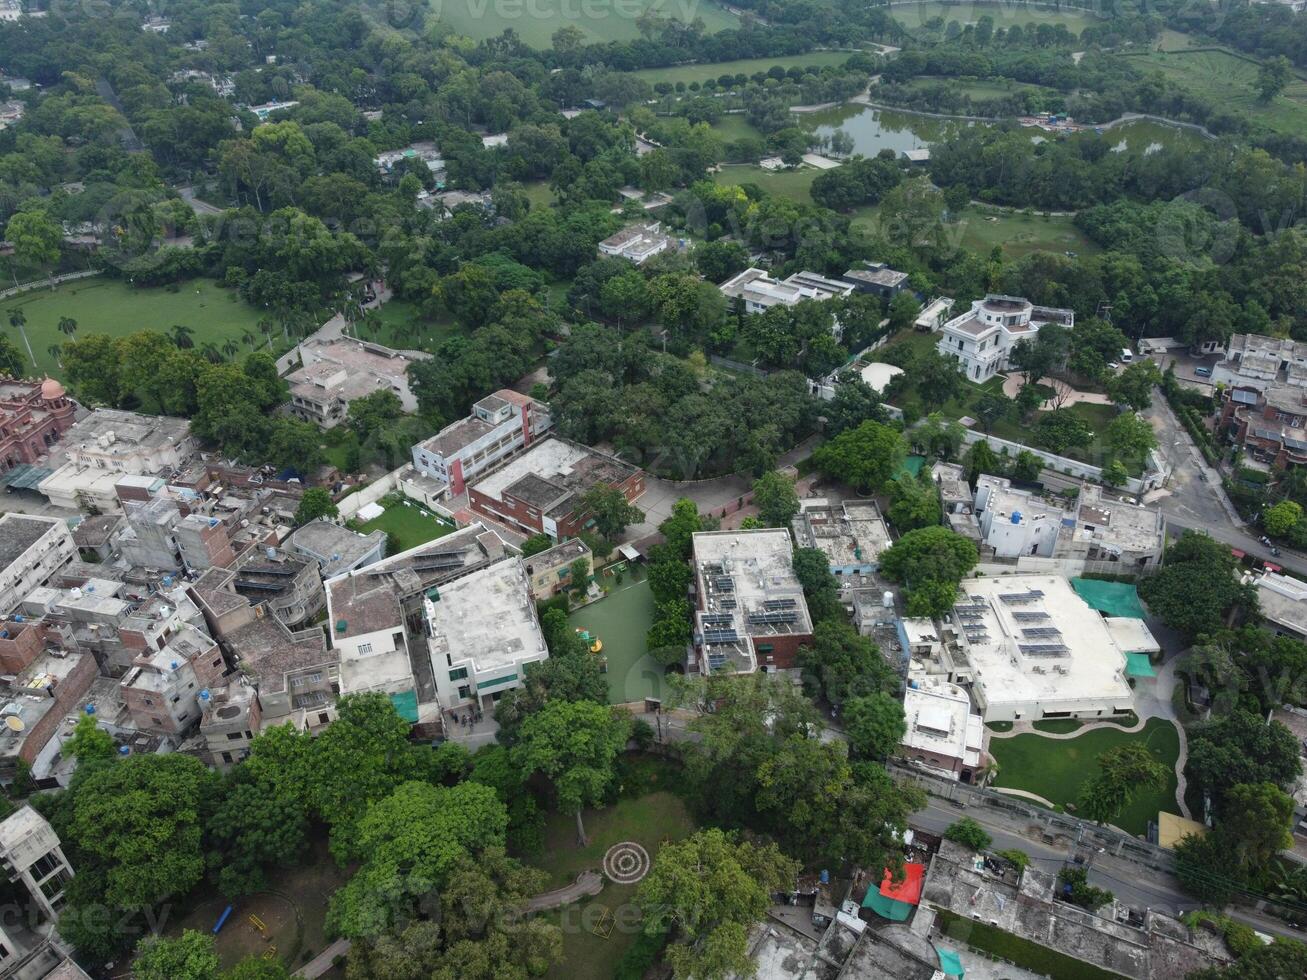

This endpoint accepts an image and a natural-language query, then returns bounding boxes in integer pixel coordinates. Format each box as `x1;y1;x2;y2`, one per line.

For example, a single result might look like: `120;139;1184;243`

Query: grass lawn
713;163;819;201
428;0;738;48
1032;718;1082;734
851;204;1098;259
531;785;696;980
1121;48;1307;136
934;908;1129;980
633;51;854;86
363;297;462;353
6;277;271;379
351;498;455;553
901;74;1055;100
711;114;766;144
569;574;662;704
989;718;1181;835
523;179;557;210
889;1;1101;34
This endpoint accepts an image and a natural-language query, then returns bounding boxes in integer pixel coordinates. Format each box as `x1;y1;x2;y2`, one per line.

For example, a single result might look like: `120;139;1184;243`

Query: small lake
798;103;984;156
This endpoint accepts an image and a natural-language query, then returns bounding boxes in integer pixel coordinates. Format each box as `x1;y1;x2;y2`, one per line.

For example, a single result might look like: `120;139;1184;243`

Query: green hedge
934;909;1129;980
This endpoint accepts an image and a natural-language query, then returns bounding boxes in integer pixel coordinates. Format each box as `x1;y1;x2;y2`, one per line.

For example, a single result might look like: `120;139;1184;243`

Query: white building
0;806;74;920
287;337;423;427
719;268;854;317
927;575;1138;722
597;222;675;264
1211;333;1307;393
915;295;955;332
937;294;1074;382
410;389;552;496
933;461;981;542
1253;571;1307;640
974;475;1165;567
425;557;547;714
248;100;299;120
900;675;986;782
38;410;194;513
0;515;75;616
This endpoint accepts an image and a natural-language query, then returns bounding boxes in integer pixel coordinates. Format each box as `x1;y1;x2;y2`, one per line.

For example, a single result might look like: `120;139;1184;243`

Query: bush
630;719;655;751
614;926;669;980
944;817;992;852
997;849;1030;872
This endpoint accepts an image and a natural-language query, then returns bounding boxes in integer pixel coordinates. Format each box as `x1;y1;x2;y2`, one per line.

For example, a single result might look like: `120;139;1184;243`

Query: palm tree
241;329;256;348
200;342;222;364
47;344;62;369
170;324;195;349
7;308;33;368
222;339;239;359
57;316;77;340
257;317;276;348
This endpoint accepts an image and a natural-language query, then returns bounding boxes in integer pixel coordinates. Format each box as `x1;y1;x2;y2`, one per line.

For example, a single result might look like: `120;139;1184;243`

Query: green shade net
1070;578;1147;619
896;455;926;479
935;946;965;977
389;690;419;723
861;889;913;921
1124;652;1157;677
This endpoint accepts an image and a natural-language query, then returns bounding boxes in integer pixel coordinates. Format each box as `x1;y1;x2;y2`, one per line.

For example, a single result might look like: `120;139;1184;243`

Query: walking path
294;938;350;978
0;269;101;301
992;786;1055;807
274;282;393;374
521;870;604;912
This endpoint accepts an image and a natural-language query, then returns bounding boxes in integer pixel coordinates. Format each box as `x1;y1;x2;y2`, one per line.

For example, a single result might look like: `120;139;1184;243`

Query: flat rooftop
425;557;545;674
902;676;984;768
948;575;1134;718
792;499;892;567
1255;571;1307;633
472;437;638;517
0;514;58;569
59;409;190;457
287;519;385;578
1073;485;1164;554
288;337;417;403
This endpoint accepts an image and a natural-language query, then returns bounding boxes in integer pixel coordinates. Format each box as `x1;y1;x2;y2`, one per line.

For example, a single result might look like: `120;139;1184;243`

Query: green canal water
568;577;670;704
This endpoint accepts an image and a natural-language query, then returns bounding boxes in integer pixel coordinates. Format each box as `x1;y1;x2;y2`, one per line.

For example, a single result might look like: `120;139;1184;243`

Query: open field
989;719;1181;836
851;204;1097;259
363;297;461;353
710;113;765;144
900;74;1055;100
712;163;820;201
4;277;270;379
888;1;1101;33
568;574;661;704
1122;48;1307;136
633;51;854;86
350;497;455;553
532;785;694;979
427;0;738;48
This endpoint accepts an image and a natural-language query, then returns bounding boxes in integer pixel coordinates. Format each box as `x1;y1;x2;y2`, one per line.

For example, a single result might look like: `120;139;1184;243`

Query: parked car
1195;366;1213;378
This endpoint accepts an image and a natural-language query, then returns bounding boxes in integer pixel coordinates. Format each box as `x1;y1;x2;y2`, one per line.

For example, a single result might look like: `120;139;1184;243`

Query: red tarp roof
880;862;925;906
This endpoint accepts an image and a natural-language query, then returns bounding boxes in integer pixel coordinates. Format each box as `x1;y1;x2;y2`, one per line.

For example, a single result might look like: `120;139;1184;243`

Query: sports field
712;164;819;202
2;276;268;379
852;203;1097;259
427;0;738;48
1124;48;1307;136
633;51;853;86
888;0;1100;33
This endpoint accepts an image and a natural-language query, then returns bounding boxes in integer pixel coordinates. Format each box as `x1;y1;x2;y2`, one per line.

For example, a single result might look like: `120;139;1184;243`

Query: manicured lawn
428;0;738;48
934;908;1129;980
989;718;1181;835
851;204;1098;259
713;163;819;201
523;179;556;210
889;1;1101;34
531;787;695;980
4;276;271;379
351;498;455;553
711;114;766;144
1121;48;1307;136
633;51;854;86
569;575;661;704
1032;718;1082;734
901;74;1056;100
363;297;462;353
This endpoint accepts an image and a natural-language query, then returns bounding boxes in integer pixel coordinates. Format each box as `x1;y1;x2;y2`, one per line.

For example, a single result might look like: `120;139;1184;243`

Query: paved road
177;185;223;216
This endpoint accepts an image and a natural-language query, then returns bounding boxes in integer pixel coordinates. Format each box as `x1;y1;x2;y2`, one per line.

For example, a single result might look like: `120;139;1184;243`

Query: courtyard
567;574;662;705
349;496;455;554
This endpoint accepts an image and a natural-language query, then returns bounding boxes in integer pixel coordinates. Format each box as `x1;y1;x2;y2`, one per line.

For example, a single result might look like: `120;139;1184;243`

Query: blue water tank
199;689;210;701
119;745;131;755
163;575;173;587
819;869;830;884
1011;510;1022;524
84;704;96;715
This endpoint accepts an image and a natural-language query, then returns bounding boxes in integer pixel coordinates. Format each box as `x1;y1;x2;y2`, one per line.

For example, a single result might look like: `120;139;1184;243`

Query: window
318;712;331;725
356;642;372;655
458;685;471;700
221;752;233;764
226;732;243;741
449;667;468;682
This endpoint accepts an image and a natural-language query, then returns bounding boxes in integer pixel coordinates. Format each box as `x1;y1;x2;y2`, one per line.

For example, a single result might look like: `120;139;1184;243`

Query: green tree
512;700;630;845
1105;411;1157;463
221;959;292;980
1034;409;1093;455
327;781;508;939
207;775;310;897
1139;531;1258;638
132;930;220;980
6;307;32;368
63;714;115;766
520;533;554;557
1102;459;1129;487
1076;742;1169;826
944;817;991;851
973;390;1012;434
842;693;906;760
751;471;799;528
1186;937;1307;979
798;620;896;711
1186;709;1302;805
1057;867;1113;911
886;472;942;533
1264;500;1303;539
1221;781;1295;871
637;829;798;980
878;527;978;616
5;210;62;270
811;419;905;494
1106;361;1161;412
791;547;841;623
647;558;692;605
579;484;644;540
1256;56;1292;103
294;488;338;526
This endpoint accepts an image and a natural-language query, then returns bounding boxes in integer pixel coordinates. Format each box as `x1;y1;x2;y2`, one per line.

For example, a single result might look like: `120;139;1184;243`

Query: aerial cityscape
0;0;1300;977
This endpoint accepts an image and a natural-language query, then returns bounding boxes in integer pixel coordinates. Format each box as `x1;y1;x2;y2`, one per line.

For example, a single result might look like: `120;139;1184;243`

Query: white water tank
882;591;894;608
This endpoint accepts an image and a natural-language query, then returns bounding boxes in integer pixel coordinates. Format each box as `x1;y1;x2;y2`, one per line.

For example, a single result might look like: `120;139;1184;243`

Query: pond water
567;576;670;704
1089;119;1208;156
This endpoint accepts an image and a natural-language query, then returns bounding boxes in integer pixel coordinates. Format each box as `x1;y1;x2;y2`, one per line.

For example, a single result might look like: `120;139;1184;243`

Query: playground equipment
248;913;270;940
574;628;602;654
212;905;233;935
590;905;614;939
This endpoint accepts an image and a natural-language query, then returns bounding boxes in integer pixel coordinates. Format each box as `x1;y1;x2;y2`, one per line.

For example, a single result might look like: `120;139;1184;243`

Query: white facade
973;474;1066;558
410;389;551;495
900;676;986;781
597;222;675;264
425;557;547;712
0;515;75;617
937;294;1074;382
0;806;73;920
1254;571;1307;640
1211;333;1307;393
719;268;854;317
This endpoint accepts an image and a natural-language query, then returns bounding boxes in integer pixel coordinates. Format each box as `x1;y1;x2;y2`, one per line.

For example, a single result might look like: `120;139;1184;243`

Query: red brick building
467;437;644;539
0;378;76;475
1220;383;1307;469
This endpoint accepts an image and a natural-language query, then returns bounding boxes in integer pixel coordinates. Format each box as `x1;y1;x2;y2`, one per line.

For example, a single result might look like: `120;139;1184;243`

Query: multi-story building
936;294;1074;382
197;682;261;770
467;437;644;539
0;647;97;780
425;557;548;716
932;461;981;542
840;262;908;300
0;806;74;920
914;296;955;332
0;516;75;617
410;389;552;496
119;624;226;736
228;546;323;627
900;675;986;782
1220;382;1307;469
691;529;815;675
790;499;892;577
523;539;591;599
0;378;76;480
719;268;854;317
38;410;194;512
972;475;1164;567
1210;333;1307;393
597;222;675;264
286;519;386;579
286;337;423;427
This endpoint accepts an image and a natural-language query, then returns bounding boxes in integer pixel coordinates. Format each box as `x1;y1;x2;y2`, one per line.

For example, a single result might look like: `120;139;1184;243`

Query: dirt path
520;870;604;912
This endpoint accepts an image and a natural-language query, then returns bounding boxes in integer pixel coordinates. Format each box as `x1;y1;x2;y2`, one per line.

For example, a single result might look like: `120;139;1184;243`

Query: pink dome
40;378;65;400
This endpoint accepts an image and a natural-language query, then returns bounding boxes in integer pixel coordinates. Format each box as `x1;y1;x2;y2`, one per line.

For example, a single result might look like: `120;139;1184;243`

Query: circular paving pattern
602;841;651;884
